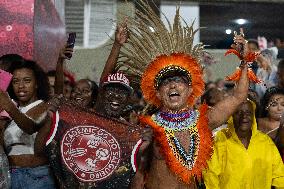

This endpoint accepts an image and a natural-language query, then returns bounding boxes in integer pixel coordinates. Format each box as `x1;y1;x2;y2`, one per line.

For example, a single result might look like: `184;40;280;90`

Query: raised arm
208;64;249;130
0;90;47;134
208;29;250;130
34;95;63;155
34;112;52;156
54;46;74;95
99;20;129;84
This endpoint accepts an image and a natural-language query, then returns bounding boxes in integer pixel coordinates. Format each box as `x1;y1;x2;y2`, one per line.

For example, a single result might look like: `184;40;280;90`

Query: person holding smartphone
0;60;56;189
36;19;140;189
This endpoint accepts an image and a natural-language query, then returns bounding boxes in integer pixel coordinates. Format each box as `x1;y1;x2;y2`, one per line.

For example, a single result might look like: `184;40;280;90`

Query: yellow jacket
203;101;284;189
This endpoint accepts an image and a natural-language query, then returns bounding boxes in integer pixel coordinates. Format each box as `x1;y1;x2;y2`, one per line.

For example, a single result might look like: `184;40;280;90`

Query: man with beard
203;100;284;189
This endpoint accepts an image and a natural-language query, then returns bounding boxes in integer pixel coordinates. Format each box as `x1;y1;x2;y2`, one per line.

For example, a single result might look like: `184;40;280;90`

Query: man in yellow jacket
203;99;284;189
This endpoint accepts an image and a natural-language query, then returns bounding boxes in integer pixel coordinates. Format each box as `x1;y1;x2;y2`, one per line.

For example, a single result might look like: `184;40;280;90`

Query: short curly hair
8;60;50;102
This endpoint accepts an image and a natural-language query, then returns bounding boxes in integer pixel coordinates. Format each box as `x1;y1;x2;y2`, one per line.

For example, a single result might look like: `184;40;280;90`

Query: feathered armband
225;49;261;83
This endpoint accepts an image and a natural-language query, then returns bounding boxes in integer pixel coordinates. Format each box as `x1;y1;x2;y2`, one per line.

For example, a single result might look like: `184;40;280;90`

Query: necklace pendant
166;128;200;170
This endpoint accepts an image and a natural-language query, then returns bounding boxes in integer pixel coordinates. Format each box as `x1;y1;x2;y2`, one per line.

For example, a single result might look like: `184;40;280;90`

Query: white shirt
4;100;43;156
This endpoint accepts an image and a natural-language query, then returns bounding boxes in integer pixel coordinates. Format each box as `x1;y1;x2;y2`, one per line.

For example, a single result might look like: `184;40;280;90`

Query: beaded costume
140;105;212;184
119;0;213;186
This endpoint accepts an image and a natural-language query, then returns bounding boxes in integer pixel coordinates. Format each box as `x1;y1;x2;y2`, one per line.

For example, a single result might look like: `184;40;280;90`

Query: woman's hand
58;45;74;61
47;94;64;113
0;90;15;113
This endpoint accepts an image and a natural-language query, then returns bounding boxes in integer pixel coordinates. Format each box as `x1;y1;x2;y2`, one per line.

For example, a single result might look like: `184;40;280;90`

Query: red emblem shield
47;102;142;185
61;125;121;182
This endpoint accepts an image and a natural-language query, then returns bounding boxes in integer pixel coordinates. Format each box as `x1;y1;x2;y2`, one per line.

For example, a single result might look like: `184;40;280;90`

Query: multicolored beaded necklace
152;108;200;169
153;109;199;131
140;104;212;184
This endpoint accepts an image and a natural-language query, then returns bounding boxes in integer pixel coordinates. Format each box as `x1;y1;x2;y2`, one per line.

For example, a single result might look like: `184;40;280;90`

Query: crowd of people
1;1;284;189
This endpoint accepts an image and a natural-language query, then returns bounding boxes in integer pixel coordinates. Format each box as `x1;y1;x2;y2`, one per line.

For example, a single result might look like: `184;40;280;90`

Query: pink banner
0;0;34;59
0;0;65;71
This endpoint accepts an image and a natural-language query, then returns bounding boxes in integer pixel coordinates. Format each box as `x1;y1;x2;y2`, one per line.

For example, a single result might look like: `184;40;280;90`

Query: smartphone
0;69;12;91
65;32;76;59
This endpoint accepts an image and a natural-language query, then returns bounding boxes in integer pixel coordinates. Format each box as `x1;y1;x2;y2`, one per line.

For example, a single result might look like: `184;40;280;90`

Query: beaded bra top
140;104;213;184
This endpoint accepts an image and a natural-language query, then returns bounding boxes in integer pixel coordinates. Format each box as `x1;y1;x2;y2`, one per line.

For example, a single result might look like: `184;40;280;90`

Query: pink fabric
0;0;65;71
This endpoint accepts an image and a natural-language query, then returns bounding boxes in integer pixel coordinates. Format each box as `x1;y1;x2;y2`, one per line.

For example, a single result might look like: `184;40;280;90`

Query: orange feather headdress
118;0;205;107
118;1;213;184
141;53;204;107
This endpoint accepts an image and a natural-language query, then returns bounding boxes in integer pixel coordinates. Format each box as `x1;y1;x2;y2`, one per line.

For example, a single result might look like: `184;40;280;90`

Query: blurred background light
225;29;232;34
235;18;248;25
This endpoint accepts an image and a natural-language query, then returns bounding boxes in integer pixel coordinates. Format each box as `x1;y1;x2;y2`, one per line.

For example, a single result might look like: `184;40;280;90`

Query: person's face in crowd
71;79;93;108
194;97;201;109
64;83;73;99
248;90;260;105
267;94;284;121
48;76;55;97
157;76;192;111
275;38;283;48
216;79;225;89
103;85;129;117
248;43;259;53
233;102;253;133
206;82;216;90
209;88;227;106
12;68;38;106
129;91;145;114
277;68;284;87
256;54;271;69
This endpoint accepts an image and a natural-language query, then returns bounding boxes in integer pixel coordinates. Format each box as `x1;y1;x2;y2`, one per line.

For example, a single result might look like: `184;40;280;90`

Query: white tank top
4;100;43;156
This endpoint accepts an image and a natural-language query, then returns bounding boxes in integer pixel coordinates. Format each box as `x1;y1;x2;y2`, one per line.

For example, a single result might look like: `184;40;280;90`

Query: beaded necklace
152;109;199;131
140;104;213;184
152;109;200;169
